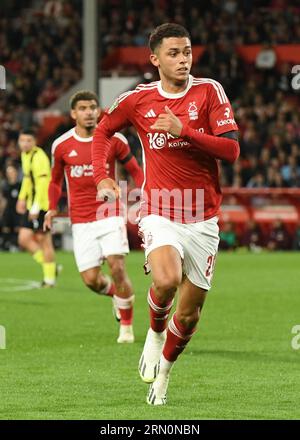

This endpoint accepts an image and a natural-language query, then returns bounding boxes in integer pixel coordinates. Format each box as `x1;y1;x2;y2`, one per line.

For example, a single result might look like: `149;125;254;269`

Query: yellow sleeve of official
18;176;31;201
18;154;31;201
31;149;51;213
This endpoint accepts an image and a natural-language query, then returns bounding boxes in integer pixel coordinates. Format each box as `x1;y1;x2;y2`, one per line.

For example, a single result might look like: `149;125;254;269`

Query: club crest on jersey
188;101;198;120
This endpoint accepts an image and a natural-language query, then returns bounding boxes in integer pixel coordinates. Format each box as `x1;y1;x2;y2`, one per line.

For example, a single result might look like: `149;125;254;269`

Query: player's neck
160;77;189;94
75;126;94;138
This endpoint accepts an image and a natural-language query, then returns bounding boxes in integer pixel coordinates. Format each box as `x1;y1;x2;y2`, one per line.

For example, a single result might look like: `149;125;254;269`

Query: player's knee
18;235;23;247
84;281;97;292
154;274;181;297
18;233;27;248
176;311;199;331
82;273;98;292
110;262;125;284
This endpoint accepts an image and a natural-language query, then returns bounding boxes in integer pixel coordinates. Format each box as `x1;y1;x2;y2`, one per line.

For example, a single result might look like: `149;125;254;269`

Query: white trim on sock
147;289;174;313
113;294;135;309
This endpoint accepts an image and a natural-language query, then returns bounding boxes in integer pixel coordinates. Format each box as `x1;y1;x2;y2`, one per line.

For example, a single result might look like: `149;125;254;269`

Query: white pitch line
0;278;41;292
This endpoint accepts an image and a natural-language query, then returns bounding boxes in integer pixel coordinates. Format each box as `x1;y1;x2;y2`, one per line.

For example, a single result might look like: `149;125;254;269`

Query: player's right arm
44;143;65;231
92;96;132;200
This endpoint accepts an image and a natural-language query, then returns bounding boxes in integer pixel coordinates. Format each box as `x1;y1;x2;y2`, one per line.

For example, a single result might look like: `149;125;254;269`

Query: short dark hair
19;128;36;137
70;90;99;109
149;23;191;53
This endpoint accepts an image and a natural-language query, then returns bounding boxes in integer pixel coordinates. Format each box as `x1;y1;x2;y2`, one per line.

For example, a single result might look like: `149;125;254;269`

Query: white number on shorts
205;254;217;277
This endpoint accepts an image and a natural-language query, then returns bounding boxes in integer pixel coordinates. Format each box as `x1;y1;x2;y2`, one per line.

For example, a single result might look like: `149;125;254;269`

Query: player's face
18;134;35;152
71;100;100;129
150;37;192;85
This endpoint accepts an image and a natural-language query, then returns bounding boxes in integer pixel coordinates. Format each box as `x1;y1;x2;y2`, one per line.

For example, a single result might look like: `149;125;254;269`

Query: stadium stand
1;0;300;249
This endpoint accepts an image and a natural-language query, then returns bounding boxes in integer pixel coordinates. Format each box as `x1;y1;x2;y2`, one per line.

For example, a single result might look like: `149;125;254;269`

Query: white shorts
138;214;220;291
72;216;129;272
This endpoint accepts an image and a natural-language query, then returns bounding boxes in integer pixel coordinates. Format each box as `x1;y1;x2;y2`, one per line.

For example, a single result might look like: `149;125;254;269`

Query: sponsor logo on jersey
147;128;204;150
216;118;236;127
224;107;230;118
70;164;93;177
147;132;167;149
188;101;198;120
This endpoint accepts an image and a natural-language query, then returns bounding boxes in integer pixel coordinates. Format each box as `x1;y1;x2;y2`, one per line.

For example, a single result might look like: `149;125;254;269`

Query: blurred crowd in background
1;0;300;251
100;0;300;51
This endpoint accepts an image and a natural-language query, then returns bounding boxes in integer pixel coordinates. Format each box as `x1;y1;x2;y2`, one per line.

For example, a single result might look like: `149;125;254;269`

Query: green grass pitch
0;250;300;420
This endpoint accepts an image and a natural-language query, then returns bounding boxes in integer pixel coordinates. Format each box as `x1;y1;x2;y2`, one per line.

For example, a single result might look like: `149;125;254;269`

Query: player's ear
96;107;101;118
70;109;76;121
150;53;159;68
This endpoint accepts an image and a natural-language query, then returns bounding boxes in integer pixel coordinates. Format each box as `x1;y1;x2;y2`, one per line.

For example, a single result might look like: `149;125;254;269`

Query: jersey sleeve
31;150;51;213
48;142;65;210
18;154;31;201
206;81;238;136
113;132;132;163
92;93;134;185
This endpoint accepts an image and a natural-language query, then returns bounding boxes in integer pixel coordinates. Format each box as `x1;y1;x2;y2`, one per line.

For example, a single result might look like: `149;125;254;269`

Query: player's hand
150;106;183;137
16;199;27;214
28;212;39;221
43;209;57;231
97;178;121;201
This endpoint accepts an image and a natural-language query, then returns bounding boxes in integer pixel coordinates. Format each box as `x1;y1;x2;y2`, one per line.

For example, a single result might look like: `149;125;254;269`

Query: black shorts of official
19;210;47;232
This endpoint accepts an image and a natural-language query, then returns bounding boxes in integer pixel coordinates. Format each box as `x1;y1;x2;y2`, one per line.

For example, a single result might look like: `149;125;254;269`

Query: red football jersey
50;128;133;223
92;75;238;223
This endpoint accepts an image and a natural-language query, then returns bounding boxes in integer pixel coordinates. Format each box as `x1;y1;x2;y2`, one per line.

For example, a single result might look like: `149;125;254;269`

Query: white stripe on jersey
118;82;159;104
113;132;128;144
63;169;71;211
51;128;74;155
193;79;225;104
136;132;147;220
193;78;228;104
118;89;136;103
136;82;159;91
118;83;158;100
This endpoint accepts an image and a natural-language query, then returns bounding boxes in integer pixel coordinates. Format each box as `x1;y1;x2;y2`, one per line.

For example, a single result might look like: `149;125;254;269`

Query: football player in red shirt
92;24;240;404
44;90;143;344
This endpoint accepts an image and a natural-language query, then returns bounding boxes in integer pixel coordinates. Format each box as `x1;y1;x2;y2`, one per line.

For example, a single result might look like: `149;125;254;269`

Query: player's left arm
218;130;239;141
182;82;240;162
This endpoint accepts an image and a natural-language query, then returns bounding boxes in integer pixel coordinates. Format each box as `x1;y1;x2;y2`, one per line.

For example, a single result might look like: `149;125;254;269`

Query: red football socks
113;295;134;325
163;313;196;362
148;286;174;333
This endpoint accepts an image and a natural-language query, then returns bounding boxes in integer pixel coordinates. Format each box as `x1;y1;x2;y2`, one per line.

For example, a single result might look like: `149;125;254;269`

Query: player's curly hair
149;23;191;53
70;90;99;109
